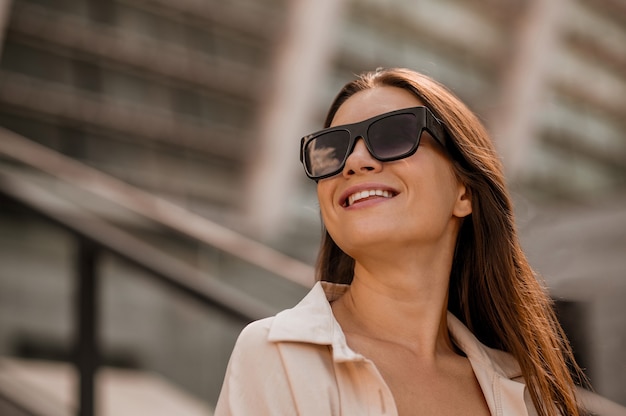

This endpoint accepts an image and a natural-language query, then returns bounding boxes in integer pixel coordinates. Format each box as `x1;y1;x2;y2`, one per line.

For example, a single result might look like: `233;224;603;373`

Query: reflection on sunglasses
309;144;341;177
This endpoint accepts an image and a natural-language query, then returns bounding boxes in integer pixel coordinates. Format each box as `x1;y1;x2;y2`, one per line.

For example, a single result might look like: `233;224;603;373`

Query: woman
215;68;586;415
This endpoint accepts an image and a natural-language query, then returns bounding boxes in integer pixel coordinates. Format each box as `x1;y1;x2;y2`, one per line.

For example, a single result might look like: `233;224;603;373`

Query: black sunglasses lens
368;113;420;160
305;130;350;178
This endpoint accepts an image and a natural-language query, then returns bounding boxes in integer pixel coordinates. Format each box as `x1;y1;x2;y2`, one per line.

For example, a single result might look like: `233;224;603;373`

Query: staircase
0;130;312;415
0;357;214;416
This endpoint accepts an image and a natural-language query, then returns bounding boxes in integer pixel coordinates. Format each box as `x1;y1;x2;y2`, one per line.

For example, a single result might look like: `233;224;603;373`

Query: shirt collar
268;281;362;361
447;311;523;379
267;281;523;377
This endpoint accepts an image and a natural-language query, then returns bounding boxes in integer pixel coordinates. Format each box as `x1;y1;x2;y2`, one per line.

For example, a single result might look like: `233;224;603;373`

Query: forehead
331;86;424;127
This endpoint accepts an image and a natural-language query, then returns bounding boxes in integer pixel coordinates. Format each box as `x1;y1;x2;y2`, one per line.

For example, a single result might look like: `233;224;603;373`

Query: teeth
347;189;392;206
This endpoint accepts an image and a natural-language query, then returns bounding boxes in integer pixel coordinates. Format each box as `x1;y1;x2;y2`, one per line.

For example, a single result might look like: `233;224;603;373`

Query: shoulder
215;317;298;415
216;315;339;415
233;317;275;349
226;317;287;372
226;317;277;365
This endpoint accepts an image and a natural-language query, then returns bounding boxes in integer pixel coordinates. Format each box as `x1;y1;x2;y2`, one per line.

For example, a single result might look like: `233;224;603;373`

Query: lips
340;185;398;207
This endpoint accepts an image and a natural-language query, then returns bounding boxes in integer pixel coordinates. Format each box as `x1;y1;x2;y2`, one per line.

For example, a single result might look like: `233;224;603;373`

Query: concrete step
0;357;213;416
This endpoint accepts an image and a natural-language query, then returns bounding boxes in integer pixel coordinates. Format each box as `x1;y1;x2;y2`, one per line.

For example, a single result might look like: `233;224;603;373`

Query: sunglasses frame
300;106;448;181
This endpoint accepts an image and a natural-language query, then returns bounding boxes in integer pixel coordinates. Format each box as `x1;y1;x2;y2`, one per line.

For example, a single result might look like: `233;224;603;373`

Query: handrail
0;167;280;416
0;129;312;416
0;169;278;322
0;127;315;288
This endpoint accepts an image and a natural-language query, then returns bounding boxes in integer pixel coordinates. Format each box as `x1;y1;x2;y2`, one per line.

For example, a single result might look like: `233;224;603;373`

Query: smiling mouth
344;189;396;207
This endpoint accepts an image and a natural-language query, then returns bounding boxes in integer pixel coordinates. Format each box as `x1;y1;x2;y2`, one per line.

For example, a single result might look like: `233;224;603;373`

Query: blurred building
0;0;624;413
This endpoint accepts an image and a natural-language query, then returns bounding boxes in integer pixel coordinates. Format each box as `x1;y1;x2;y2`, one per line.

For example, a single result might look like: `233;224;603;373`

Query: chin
334;230;402;255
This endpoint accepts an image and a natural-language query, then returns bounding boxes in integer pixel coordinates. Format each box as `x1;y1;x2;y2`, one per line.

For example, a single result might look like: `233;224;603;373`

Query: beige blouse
215;281;538;416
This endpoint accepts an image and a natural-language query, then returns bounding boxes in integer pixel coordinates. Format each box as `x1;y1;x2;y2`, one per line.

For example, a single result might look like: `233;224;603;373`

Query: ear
453;183;472;218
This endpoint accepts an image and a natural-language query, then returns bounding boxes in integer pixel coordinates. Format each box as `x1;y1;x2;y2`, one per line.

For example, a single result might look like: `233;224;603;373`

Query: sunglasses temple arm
425;113;448;149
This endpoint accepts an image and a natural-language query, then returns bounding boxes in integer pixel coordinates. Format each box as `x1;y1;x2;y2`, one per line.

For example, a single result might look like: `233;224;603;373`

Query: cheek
405;157;460;217
316;182;335;221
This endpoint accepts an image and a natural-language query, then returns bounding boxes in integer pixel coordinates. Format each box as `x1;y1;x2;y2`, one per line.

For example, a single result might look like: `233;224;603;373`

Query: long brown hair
315;68;586;416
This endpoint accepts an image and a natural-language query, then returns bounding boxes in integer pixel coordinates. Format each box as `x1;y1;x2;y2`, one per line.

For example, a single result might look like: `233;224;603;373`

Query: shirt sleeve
214;318;297;416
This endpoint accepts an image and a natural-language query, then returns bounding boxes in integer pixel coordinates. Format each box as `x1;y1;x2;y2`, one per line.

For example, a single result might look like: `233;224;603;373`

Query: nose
342;138;383;177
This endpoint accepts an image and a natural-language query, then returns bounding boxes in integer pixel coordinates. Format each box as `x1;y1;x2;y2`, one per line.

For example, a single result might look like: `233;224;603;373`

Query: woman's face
317;86;472;258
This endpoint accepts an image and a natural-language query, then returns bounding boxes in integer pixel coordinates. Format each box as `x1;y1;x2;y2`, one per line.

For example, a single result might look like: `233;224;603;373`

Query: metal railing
0;129;313;416
0;127;315;288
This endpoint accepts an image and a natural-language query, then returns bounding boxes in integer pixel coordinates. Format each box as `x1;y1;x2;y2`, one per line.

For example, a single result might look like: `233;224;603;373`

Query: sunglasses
300;106;448;181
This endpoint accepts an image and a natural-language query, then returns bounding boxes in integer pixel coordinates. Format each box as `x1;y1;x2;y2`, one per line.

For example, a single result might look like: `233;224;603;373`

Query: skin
318;86;489;415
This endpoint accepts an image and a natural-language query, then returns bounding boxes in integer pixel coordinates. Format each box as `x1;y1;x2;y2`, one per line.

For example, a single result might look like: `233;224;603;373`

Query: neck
329;214;464;359
333;236;454;359
332;248;457;359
